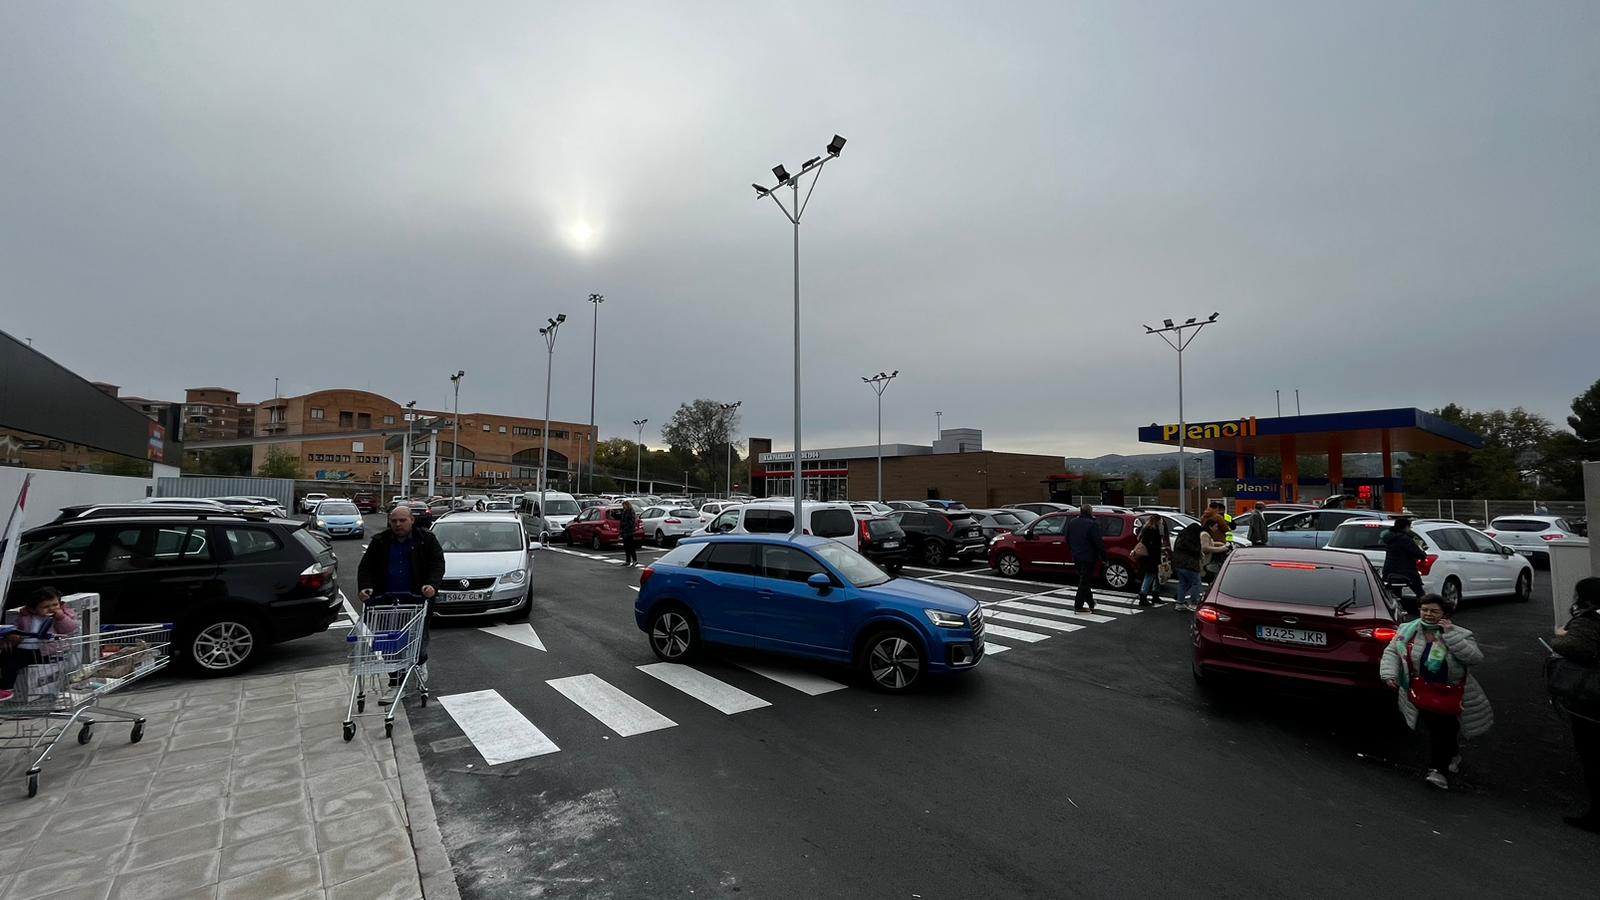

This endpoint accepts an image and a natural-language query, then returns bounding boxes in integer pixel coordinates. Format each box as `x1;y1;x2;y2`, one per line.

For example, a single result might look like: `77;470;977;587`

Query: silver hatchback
428;513;534;618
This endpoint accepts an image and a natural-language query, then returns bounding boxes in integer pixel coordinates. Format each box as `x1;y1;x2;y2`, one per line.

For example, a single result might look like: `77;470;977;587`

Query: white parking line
547;674;677;737
637;663;771;714
736;661;849;696
437;689;560;764
479;623;546;651
995;601;1114;624
985;611;1086;633
979;624;1050;643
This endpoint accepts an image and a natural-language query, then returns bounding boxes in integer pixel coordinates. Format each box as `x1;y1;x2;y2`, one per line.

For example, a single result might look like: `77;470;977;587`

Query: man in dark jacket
1245;502;1270;547
1552;577;1600;832
1065;504;1105;613
1381;517;1427;614
1171;522;1206;611
358;504;447;663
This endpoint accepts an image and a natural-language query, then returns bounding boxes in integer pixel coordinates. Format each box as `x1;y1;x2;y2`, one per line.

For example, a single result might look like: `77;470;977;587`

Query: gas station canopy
1136;408;1482;455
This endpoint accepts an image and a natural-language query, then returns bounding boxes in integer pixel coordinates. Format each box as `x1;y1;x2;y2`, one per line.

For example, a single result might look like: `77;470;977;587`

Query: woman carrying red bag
1379;593;1493;790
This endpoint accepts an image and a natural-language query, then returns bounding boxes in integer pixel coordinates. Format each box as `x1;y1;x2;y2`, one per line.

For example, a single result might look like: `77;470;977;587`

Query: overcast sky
3;2;1596;458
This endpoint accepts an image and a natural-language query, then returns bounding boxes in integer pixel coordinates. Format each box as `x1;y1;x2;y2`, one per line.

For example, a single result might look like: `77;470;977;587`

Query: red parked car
1190;547;1398;689
986;509;1140;590
353;494;378;514
564;504;646;550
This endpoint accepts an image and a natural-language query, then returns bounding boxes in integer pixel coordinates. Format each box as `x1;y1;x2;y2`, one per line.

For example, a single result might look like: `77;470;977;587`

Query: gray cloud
3;1;1596;456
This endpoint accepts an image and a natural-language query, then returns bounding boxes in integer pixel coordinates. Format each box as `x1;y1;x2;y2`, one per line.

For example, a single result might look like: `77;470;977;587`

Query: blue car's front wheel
862;629;925;693
649;606;699;663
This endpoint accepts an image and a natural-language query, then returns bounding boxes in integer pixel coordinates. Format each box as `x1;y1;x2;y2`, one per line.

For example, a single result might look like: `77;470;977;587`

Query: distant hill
1065;451;1388;478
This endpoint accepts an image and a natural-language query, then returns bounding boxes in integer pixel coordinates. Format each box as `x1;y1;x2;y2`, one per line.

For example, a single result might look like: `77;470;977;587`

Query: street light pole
633;419;649;494
862;372;898;502
586;293;604;494
753;134;846;534
720;401;742;498
1143;313;1220;516
402;400;417;500
538;315;567;544
935;410;942;442
449;370;464;499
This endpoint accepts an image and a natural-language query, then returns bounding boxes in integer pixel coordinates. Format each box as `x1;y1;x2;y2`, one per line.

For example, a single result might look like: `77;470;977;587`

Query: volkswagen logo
458;579;471;589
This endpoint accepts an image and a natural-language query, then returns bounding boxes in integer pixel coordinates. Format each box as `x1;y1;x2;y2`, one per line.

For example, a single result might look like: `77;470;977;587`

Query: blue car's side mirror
807;572;832;592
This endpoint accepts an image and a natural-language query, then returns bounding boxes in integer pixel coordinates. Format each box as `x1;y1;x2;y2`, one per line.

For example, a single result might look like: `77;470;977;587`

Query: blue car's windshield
813;542;890;588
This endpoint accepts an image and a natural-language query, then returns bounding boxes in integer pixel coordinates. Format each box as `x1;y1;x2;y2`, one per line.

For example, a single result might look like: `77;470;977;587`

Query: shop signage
1235;478;1280;500
759;450;823;463
1161;416;1258;442
147;422;166;462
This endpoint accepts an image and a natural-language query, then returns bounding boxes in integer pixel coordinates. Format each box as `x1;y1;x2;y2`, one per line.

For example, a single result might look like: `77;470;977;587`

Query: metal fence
1400;498;1585;526
156;475;295;513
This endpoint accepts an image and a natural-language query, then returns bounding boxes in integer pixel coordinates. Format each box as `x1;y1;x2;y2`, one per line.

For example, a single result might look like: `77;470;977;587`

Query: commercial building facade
748;430;1064;507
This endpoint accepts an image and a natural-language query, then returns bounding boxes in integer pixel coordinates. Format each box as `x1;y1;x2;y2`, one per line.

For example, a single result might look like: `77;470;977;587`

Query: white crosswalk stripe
1007;592;1139;616
979;623;1051;643
982;642;1012;654
995;601;1115;624
985;611;1085;633
637;663;771;714
736;661;849;696
547;674;677;737
437;689;560;764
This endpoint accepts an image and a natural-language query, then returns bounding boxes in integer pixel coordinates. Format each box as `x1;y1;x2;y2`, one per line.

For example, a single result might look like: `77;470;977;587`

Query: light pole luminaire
1142;313;1219;516
720;401;742;498
935;410;942;442
752;133;846;534
402;400;417;500
862;372;898;502
633;419;649;494
449;370;464;499
538;314;567;543
586;293;604;494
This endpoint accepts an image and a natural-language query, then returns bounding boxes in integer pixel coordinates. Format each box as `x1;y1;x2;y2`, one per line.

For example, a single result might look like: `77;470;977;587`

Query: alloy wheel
1103;562;1131;590
923;542;945;566
997;553;1021;577
868;636;921;690
1443;579;1462;606
192;621;254;672
651;612;692;659
1516;570;1532;602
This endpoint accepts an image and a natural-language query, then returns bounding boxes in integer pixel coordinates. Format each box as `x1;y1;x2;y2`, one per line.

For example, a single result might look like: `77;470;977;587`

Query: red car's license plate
1255;625;1327;646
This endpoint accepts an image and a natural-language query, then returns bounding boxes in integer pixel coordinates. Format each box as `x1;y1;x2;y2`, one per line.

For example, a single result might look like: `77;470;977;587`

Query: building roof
1136;408;1482;455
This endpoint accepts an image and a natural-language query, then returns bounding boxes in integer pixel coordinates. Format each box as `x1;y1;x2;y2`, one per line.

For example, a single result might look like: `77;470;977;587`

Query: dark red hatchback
1191;547;1398;689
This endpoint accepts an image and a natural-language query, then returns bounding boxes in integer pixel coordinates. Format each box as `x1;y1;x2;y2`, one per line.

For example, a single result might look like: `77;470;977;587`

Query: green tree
661;400;741;462
1154;465;1180;490
1542;378;1600;496
184;447;251;476
258;446;300;479
1401;404;1557;497
1566;378;1600;443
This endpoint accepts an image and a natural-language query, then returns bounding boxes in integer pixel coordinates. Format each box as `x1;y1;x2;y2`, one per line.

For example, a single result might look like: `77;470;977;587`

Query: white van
518;491;582;537
698;501;859;551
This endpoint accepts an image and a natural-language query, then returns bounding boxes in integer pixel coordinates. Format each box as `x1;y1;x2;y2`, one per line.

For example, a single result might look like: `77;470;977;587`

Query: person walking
1382;516;1427;616
1171;520;1206;612
1245;501;1270;547
1550;576;1600;832
1200;515;1232;582
1134;515;1167;607
1065;504;1104;614
619;500;640;568
358;504;446;669
1379;593;1492;790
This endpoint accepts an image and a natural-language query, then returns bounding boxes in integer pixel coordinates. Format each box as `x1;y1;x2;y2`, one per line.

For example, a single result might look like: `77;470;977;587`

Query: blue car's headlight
502;569;528;585
923;609;968;629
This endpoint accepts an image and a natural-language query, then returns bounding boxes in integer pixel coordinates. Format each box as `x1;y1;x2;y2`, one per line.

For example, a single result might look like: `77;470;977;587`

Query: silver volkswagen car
428;512;534;619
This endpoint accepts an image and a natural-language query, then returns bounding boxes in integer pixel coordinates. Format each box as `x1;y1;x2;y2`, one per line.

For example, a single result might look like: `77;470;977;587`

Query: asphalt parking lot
366;530;1600;899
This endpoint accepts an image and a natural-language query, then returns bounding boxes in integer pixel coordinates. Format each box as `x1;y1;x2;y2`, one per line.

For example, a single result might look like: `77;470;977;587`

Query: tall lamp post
586;293;604;494
537;314;567;543
448;370;464;499
935;410;942;442
632;418;649;493
720;401;742;498
402;400;417;500
752;133;846;533
1142;313;1220;515
862;372;898;502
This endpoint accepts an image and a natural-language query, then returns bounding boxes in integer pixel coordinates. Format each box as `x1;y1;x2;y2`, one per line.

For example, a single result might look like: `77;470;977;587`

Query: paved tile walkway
0;666;437;900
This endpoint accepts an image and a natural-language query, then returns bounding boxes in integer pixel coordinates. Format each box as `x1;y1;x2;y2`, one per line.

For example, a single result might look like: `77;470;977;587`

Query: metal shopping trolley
343;594;428;741
0;623;172;797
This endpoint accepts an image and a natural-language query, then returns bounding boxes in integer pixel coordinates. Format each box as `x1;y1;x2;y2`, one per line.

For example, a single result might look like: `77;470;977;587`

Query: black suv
6;513;341;677
887;509;987;566
856;516;910;572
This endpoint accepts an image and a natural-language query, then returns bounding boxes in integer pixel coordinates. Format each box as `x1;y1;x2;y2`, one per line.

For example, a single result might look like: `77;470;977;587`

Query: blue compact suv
634;535;984;692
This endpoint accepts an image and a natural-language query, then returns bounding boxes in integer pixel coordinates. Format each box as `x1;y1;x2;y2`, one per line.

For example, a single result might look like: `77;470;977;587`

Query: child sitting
1;588;81;701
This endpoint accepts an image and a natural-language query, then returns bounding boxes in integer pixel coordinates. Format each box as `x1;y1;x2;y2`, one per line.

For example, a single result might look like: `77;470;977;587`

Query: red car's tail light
1195;605;1230;623
1357;627;1398;641
1268;562;1318;570
1417;554;1438;576
639;566;654;588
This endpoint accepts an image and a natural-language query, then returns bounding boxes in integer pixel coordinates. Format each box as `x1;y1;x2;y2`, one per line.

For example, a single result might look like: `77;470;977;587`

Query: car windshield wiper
1334;580;1359;617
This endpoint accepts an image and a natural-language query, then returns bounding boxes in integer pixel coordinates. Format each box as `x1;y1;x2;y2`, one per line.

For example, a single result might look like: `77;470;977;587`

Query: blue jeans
1176;568;1204;608
1139;570;1160;598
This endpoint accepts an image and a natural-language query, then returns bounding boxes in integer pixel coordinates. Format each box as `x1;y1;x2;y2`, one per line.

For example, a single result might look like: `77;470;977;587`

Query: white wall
0;467;156;528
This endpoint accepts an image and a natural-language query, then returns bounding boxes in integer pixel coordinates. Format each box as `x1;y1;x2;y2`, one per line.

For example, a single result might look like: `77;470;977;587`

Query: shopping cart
0;623;172;798
343;594;428;741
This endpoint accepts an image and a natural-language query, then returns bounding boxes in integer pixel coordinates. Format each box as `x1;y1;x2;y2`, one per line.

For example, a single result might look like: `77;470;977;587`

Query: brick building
183;388;255;441
248;388;594;489
749;430;1064;507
